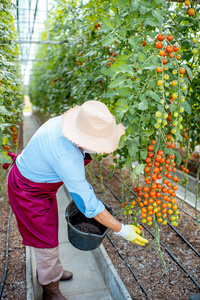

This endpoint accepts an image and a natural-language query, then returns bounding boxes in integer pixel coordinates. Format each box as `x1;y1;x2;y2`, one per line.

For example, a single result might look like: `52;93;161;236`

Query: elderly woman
7;100;148;300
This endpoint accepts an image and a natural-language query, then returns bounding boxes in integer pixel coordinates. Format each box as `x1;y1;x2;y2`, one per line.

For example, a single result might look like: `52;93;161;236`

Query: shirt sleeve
52;152;105;218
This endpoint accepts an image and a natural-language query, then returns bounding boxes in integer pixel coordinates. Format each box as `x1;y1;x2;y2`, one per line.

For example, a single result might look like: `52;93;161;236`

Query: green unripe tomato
162;119;168;126
174;112;179;117
163;112;168;119
164;74;169;80
194;55;199;61
154;123;160;128
165;83;169;87
178;124;183;130
147;221;152;226
156;118;162;124
179;78;184;83
180;96;185;102
193;37;198;43
179;106;184;113
172;120;178;126
162;220;167;225
165;104;169;109
123;211;127;215
192;48;198;54
171;215;176;221
174;210;179;215
171;128;177;134
128;209;132;214
181;84;187;90
160;100;165;104
171;221;178;226
165;92;169;97
142;218;147;223
178;115;183;122
156;111;162;117
172;70;177;75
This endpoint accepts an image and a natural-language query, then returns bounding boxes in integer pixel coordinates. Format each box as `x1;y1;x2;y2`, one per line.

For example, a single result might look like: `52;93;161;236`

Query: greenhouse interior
0;0;200;299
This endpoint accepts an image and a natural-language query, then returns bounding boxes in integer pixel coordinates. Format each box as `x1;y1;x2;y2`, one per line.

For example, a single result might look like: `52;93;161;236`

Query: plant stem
86;163;101;192
180;121;191;218
99;160;108;202
195;162;200;229
153;214;168;274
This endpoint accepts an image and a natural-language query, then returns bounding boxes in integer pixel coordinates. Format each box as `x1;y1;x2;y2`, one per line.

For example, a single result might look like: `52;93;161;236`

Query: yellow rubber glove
114;224;148;246
130;225;148;246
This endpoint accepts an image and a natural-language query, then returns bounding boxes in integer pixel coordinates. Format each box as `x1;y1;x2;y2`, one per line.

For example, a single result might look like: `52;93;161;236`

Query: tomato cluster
11;126;18;147
133;140;180;227
154;34;187;137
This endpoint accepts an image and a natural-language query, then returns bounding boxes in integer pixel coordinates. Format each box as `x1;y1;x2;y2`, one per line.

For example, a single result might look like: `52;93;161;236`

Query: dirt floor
0;122;27;300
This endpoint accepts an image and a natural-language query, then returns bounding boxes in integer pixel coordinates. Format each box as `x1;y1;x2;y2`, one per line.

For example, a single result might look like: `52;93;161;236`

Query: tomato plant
0;0;24;165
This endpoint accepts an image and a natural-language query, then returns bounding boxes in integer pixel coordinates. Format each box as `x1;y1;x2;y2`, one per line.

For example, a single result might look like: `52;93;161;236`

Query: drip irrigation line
166;221;200;257
90;165;200;291
142;223;200;290
0;208;12;299
106;233;153;300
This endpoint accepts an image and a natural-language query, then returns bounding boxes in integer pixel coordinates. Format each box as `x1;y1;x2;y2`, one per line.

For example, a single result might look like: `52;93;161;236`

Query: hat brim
61;106;125;154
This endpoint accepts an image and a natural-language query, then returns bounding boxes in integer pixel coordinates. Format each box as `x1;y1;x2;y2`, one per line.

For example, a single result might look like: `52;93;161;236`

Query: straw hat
61;100;125;154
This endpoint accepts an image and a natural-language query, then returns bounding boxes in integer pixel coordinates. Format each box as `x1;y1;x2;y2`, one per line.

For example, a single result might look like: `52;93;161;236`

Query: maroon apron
6;152;92;248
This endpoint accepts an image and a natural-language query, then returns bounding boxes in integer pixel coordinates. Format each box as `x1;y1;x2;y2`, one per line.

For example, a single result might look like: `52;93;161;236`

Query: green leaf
2;137;8;145
138;52;146;62
100;17;115;30
114;13;122;26
128;36;140;48
108;76;126;88
143;128;154;136
152;10;163;24
140;150;148;160
131;163;145;184
111;0;130;7
182;100;191;115
0;106;9;115
118;134;126;149
126;156;132;169
102;34;115;47
115;87;132;97
185;65;193;81
131;0;139;11
147;90;160;102
174;151;182;166
128;144;138;159
139;5;151;14
0;151;12;164
138;99;148;110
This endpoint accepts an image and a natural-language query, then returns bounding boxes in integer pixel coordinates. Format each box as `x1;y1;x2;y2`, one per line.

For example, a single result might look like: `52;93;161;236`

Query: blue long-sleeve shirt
16;115;105;218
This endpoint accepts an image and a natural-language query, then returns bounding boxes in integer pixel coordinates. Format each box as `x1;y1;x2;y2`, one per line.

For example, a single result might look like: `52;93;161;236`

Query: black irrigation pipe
106;233;153;300
0;208;12;299
99;161;200;255
90;167;200;291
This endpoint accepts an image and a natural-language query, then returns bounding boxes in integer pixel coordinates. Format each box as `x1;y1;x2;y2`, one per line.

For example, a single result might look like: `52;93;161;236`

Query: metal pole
46;0;49;40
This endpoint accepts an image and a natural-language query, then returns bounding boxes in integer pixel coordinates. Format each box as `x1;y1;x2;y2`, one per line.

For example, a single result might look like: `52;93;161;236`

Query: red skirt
8;163;63;248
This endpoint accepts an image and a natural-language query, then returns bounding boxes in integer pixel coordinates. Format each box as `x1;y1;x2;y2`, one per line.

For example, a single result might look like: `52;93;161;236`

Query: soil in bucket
69;211;106;236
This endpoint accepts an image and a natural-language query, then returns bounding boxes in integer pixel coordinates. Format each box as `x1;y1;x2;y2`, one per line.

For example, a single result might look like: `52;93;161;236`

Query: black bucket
65;201;112;251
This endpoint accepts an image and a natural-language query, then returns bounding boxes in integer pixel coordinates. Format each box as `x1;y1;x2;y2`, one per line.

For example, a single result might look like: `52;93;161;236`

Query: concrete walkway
23;112;131;300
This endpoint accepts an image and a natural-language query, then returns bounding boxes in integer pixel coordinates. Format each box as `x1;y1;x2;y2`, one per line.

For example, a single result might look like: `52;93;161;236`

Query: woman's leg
33;246;63;285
